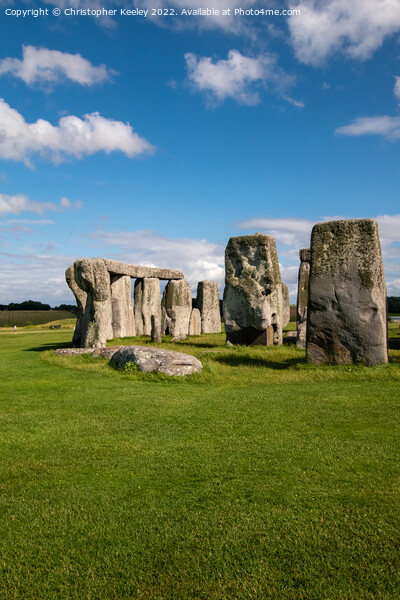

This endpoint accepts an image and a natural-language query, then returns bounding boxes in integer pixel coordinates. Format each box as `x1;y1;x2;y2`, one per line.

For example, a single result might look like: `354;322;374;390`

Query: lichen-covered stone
110;346;202;376
74;258;113;348
196;281;221;333
134;278;161;336
307;219;388;365
296;248;310;348
151;314;162;343
65;265;87;347
189;308;201;335
161;279;192;338
110;274;135;338
222;234;285;345
280;282;290;330
102;259;183;280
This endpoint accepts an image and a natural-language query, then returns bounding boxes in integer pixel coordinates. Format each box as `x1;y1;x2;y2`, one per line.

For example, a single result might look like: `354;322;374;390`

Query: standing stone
74;258;113;348
189;308;202;335
307;219;388;365
296;248;310;348
196;281;221;333
110;274;135;338
223;234;285;345
161;279;192;338
151;314;162;343
280;282;290;330
65;265;87;347
134;278;161;336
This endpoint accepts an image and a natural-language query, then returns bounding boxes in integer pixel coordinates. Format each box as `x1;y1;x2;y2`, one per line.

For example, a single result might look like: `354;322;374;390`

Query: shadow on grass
388;338;400;350
25;340;72;352
212;354;306;369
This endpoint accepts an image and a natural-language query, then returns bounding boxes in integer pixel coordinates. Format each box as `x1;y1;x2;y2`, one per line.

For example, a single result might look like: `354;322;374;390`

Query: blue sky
0;0;399;305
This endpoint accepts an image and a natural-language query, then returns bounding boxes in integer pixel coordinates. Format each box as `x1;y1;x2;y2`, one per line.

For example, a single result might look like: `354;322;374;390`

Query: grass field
0;326;399;599
0;310;76;327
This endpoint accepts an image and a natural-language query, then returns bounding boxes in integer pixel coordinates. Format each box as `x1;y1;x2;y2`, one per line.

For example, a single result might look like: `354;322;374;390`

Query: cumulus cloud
0;194;59;216
239;217;314;248
0;46;113;87
185;50;292;106
60;196;83;210
394;76;400;103
335;115;400;140
0;99;154;166
92;229;225;293
288;0;400;65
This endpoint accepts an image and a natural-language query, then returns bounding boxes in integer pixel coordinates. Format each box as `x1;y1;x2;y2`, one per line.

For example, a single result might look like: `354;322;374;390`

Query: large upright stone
65;265;87;347
280;282;290;330
296;248;310;348
196;281;221;334
110;274;135;338
74;258;113;348
161;279;192;338
134;278;161;336
223;234;285;345
307;219;387;365
189;308;201;335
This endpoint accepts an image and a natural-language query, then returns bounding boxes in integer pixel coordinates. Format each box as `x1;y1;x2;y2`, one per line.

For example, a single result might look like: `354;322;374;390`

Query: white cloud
185;50;291;105
288;0;400;65
335;115;400;140
0;46;113;87
0;99;154;166
239;217;314;248
92;229;225;294
0;194;58;216
60;197;83;210
394;76;400;103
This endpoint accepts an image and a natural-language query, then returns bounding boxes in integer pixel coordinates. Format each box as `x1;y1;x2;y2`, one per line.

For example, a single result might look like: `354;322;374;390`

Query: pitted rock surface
110;346;203;376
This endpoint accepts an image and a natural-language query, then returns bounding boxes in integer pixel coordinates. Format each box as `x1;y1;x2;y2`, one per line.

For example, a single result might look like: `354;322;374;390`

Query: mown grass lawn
0;327;399;599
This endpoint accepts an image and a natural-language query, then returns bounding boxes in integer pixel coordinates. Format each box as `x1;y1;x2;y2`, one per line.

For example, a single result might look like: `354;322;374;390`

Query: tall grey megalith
222;233;285;345
296;248;310;348
162;279;192;338
65;265;87;347
196;281;221;334
307;219;388;365
134;277;162;336
110;274;135;338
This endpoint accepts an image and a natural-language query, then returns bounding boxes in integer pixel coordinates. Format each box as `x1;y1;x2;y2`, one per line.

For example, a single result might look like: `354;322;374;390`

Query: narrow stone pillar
151;314;162;343
196;281;221;333
65;265;87;347
222;233;284;345
161;279;192;338
134;277;161;336
189;308;201;335
110;274;135;338
296;248;310;348
307;219;388;365
74;258;113;348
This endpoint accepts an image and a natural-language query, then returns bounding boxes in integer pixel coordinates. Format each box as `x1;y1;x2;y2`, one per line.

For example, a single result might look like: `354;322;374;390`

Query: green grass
0;310;76;327
0;328;399;599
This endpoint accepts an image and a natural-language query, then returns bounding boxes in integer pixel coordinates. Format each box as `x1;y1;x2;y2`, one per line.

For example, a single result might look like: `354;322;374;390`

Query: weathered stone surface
296;248;310;348
110;346;203;376
189;308;201;335
161;279;192;338
307;219;388;366
196;281;221;333
280;282;290;330
74;258;113;348
54;347;94;356
151;314;162;343
222;234;285;345
134;278;161;336
65;265;87;347
110;274;135;338
102;259;183;280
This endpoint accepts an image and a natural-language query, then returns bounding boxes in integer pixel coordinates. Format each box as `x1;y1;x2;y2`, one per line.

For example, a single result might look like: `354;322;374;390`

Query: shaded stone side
74;258;113;348
189;308;201;335
134;278;161;336
65;264;87;347
196;281;221;334
222;233;284;345
110;274;135;338
306;219;388;365
161;279;192;338
280;282;290;330
296;248;310;348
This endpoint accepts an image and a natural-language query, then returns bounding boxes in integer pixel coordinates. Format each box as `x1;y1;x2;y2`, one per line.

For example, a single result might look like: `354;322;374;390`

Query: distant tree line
0;300;77;314
388;297;400;313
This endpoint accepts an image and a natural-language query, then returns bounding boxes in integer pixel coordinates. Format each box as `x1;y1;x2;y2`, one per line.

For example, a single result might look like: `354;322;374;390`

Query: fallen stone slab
110;346;203;376
54;348;94;356
54;346;123;359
